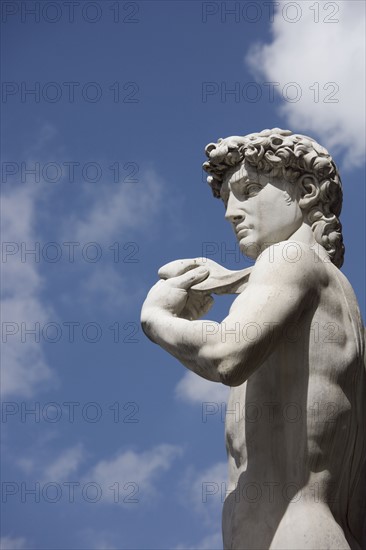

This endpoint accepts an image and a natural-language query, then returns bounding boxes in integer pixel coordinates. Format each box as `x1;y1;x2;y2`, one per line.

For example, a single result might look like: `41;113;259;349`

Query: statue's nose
225;194;245;223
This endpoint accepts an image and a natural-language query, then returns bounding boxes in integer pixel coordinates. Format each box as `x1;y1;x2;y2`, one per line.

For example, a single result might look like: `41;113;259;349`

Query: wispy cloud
77;528;123;550
43;443;86;482
86;443;183;505
175;531;223;550
176;461;227;549
60;167;177;311
1;186;56;397
1;124;175;394
65;169;164;245
78;264;144;313
175;371;229;405
180;461;227;526
1;123;65;397
16;443;86;483
16;440;182;508
246;0;365;168
0;536;27;550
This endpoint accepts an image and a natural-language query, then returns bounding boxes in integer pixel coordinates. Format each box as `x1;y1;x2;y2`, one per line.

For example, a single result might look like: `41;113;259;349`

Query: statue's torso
223;261;366;550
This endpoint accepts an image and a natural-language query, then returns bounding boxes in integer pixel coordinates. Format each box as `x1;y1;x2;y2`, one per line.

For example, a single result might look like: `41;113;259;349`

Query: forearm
141;307;222;382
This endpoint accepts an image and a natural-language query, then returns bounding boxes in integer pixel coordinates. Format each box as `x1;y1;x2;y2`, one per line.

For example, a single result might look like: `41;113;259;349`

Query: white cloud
16;443;86;483
79;264;144;313
86;444;183;505
66;169;164;244
91;541;118;550
1;187;56;397
90;540;118;550
61;168;173;310
15;442;181;507
246;0;365;168
176;461;227;550
175;371;229;405
78;528;122;550
1;123;64;397
0;536;27;550
43;443;85;481
1;127;172;395
180;461;228;527
175;531;223;550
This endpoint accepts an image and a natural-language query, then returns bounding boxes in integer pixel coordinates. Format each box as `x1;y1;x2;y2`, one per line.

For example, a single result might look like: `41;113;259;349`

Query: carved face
221;161;303;259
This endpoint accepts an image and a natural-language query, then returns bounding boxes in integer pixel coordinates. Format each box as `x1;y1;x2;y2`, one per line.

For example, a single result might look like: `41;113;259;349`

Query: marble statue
141;129;366;549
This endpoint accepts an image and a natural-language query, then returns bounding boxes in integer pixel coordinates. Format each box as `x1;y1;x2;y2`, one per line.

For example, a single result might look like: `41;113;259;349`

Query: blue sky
1;1;365;549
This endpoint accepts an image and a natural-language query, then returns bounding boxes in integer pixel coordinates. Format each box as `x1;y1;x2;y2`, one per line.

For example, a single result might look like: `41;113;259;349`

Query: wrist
140;306;173;338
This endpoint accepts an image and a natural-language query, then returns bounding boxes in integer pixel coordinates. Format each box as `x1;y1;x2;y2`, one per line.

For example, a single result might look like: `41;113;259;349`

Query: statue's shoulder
255;240;325;270
251;240;328;290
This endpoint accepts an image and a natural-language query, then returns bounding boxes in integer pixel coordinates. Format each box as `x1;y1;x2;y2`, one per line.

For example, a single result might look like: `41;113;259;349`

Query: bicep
204;254;319;385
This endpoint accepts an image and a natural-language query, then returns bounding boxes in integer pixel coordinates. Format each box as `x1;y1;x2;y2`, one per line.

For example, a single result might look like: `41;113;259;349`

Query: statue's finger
165;266;209;290
158;258;210;279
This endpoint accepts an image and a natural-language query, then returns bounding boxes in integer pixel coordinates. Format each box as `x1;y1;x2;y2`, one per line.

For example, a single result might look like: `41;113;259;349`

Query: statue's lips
236;227;249;239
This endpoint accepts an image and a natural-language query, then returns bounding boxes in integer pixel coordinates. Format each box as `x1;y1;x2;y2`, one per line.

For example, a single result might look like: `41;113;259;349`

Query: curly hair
203;128;344;268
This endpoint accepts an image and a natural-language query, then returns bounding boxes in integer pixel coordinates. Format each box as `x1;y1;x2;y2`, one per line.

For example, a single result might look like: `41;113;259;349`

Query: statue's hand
179;290;214;321
158;257;252;295
158;257;217;280
157;258;215;320
141;266;210;320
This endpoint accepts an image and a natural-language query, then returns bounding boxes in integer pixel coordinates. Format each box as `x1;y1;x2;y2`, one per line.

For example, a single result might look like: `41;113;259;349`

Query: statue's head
203;128;344;267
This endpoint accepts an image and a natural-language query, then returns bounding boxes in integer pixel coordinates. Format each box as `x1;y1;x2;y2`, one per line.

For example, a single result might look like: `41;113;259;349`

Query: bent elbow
217;360;248;387
199;344;249;387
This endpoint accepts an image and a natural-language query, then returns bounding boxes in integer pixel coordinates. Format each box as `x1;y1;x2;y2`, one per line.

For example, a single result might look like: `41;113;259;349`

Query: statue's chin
239;240;261;260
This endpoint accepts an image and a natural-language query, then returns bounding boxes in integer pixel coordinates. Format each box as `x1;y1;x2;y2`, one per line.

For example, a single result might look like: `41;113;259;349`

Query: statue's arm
141;243;319;386
212;244;320;385
141;267;223;382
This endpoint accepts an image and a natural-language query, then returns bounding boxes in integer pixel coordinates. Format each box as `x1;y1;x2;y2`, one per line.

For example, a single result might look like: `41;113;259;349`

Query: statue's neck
289;223;317;247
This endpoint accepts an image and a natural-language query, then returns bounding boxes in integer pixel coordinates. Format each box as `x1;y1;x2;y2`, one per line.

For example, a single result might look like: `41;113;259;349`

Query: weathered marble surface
141;129;366;549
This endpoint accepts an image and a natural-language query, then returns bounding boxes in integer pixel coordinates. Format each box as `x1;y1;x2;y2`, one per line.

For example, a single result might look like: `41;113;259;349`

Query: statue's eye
241;183;261;197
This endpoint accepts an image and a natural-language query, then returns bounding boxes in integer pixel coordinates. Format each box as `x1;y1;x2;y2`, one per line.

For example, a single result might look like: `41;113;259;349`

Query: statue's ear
298;175;319;210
